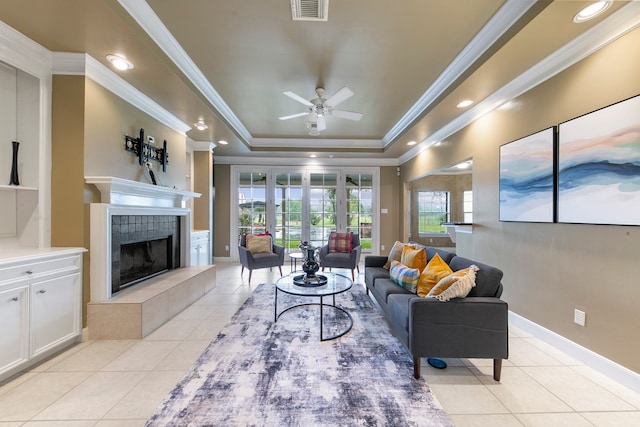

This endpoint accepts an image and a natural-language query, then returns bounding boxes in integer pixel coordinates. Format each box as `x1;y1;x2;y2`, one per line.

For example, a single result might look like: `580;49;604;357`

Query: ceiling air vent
290;0;328;22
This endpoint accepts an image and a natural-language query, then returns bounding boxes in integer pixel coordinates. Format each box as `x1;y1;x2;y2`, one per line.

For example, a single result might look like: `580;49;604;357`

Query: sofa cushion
426;247;455;264
417;253;453;297
389;261;420;293
365;266;388;287
449;256;503;298
374;278;412;302
328;231;353;253
245;234;272;254
401;246;427;270
428;265;478;301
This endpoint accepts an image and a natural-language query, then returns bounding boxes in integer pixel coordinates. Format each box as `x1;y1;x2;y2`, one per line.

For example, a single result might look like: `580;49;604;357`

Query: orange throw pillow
417;253;453;297
401;245;427;270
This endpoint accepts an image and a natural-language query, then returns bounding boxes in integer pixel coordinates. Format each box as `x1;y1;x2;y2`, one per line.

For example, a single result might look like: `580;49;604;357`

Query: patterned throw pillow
401;245;427;270
389;260;420;293
328;232;353;253
427;265;479;301
246;234;272;254
384;241;412;269
417;253;453;297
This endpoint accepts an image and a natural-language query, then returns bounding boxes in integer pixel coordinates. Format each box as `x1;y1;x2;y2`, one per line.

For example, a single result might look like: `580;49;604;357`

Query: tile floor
0;262;638;426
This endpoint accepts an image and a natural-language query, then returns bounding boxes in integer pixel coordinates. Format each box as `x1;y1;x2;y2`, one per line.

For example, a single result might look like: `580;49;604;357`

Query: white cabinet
191;230;210;266
0;284;29;374
0;249;84;381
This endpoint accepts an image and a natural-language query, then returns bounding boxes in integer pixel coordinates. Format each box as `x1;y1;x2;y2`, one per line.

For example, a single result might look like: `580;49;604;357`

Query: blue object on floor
427;358;447;369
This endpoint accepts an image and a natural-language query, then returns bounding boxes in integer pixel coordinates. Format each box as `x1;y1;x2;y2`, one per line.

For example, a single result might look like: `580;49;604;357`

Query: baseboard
508;311;640;394
212;256;233;262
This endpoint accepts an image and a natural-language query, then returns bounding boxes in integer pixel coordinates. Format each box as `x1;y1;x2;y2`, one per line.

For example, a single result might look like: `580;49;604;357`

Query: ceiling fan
278;86;363;135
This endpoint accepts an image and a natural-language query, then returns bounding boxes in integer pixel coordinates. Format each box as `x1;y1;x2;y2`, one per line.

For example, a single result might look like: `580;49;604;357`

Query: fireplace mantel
86;176;200;208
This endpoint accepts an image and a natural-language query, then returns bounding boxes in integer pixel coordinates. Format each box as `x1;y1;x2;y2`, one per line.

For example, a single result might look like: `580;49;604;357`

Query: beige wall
193;150;212;232
378;166;401;256
213;163;231;258
51;77;190;326
400;28;640;373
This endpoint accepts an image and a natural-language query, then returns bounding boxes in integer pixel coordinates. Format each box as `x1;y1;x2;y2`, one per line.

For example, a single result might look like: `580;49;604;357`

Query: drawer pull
25;270;33;275
38;289;46;294
11;296;19;301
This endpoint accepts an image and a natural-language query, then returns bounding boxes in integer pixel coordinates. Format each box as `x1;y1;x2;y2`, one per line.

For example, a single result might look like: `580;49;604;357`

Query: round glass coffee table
274;272;353;341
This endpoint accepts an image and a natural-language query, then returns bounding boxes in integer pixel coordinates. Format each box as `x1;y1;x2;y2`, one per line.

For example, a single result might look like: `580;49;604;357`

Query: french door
233;167;377;257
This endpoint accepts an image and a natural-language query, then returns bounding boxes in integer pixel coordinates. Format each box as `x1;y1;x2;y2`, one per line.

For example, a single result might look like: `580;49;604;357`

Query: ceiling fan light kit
279;86;363;134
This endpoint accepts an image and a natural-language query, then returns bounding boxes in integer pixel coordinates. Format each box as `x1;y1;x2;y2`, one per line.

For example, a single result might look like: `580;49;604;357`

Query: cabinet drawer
0;255;81;283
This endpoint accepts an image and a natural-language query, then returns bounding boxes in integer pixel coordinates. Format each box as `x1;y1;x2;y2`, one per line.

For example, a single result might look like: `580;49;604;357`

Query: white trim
251;138;384;150
0;20;52;78
215;155;398;167
51;52;192;136
190;141;216;151
85;176;200;208
118;0;252;143
398;1;640;165
509;311;640;394
383;0;536;146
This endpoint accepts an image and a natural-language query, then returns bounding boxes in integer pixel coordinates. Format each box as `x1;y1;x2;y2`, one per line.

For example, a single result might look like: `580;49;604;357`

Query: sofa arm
365;255;388;268
408;297;509;359
272;244;285;263
238;245;254;266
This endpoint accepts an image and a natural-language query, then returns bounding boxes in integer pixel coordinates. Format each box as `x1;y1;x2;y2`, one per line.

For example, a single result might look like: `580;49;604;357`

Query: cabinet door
30;273;81;358
0;285;29;375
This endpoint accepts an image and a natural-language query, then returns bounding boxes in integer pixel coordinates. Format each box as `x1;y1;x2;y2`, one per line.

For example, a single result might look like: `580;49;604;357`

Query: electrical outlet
574;309;586;326
225;245;229;251
381;245;385;251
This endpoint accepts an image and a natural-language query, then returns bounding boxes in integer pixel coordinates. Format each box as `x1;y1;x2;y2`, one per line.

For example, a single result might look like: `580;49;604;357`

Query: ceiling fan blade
330;109;363;121
278;111;309;120
325;86;353;107
317;115;327;131
283;91;314;107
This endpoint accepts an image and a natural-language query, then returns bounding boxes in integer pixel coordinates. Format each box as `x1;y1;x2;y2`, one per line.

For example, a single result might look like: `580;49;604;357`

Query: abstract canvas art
499;127;556;222
558;94;640;225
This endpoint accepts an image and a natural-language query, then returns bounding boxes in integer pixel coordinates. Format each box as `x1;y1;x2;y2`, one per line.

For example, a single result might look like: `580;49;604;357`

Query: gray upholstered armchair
319;233;361;280
238;233;285;283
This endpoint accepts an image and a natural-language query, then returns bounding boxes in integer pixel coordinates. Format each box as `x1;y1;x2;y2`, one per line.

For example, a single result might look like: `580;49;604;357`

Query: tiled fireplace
86;176;199;302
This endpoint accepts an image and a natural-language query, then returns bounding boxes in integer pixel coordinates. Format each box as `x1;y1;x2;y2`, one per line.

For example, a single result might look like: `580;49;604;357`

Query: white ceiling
0;0;637;164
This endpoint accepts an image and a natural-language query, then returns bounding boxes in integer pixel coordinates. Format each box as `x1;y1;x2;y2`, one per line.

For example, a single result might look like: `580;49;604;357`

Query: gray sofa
364;247;508;380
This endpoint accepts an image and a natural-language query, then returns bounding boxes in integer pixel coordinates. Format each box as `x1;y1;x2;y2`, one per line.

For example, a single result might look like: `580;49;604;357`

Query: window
418;191;450;234
463;190;473;223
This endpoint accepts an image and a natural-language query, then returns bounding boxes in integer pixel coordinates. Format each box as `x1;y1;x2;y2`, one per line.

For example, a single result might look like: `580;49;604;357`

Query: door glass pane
346;173;373;252
238;172;267;242
275;173;303;251
309;173;337;247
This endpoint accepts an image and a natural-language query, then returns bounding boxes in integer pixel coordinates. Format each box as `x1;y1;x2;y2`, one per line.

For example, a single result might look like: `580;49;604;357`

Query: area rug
146;281;453;426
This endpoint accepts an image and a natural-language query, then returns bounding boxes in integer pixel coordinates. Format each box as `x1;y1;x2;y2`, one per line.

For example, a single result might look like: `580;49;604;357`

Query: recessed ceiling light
573;1;611;23
456;100;474;108
310;154;316;158
193;120;208;131
407;141;417;146
106;54;134;71
218;140;228;145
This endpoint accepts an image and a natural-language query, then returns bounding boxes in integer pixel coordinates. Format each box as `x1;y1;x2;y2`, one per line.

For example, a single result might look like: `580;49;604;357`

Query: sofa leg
248;270;252;283
351;269;355;281
413;356;421;379
241;266;244;275
493;359;502;381
278;266;283;276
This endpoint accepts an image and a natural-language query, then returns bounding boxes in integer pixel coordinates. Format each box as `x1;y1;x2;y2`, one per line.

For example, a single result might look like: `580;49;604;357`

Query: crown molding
51;52;191;135
250;137;384;150
190;141;217;151
0;20;52;79
383;0;536;147
214;155;398;167
118;0;252;144
398;1;640;165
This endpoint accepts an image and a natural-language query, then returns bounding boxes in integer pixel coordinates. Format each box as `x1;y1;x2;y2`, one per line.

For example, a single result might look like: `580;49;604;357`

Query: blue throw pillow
389;260;420;293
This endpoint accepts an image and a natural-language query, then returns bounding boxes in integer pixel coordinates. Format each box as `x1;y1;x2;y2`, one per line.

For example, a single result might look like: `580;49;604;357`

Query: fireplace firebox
111;215;180;294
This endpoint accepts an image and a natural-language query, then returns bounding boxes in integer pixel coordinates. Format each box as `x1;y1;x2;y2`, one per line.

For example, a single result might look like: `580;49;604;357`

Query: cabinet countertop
0;247;87;265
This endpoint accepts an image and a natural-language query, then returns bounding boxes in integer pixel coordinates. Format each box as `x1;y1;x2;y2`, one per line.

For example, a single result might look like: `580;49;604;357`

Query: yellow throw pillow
401;245;427;270
384;241;407;269
417;253;453;297
427;265;479;301
246;234;272;254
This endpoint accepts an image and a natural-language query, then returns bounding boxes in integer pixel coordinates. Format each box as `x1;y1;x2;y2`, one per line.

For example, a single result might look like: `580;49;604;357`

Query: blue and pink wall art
558;94;640;225
499;127;555;222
